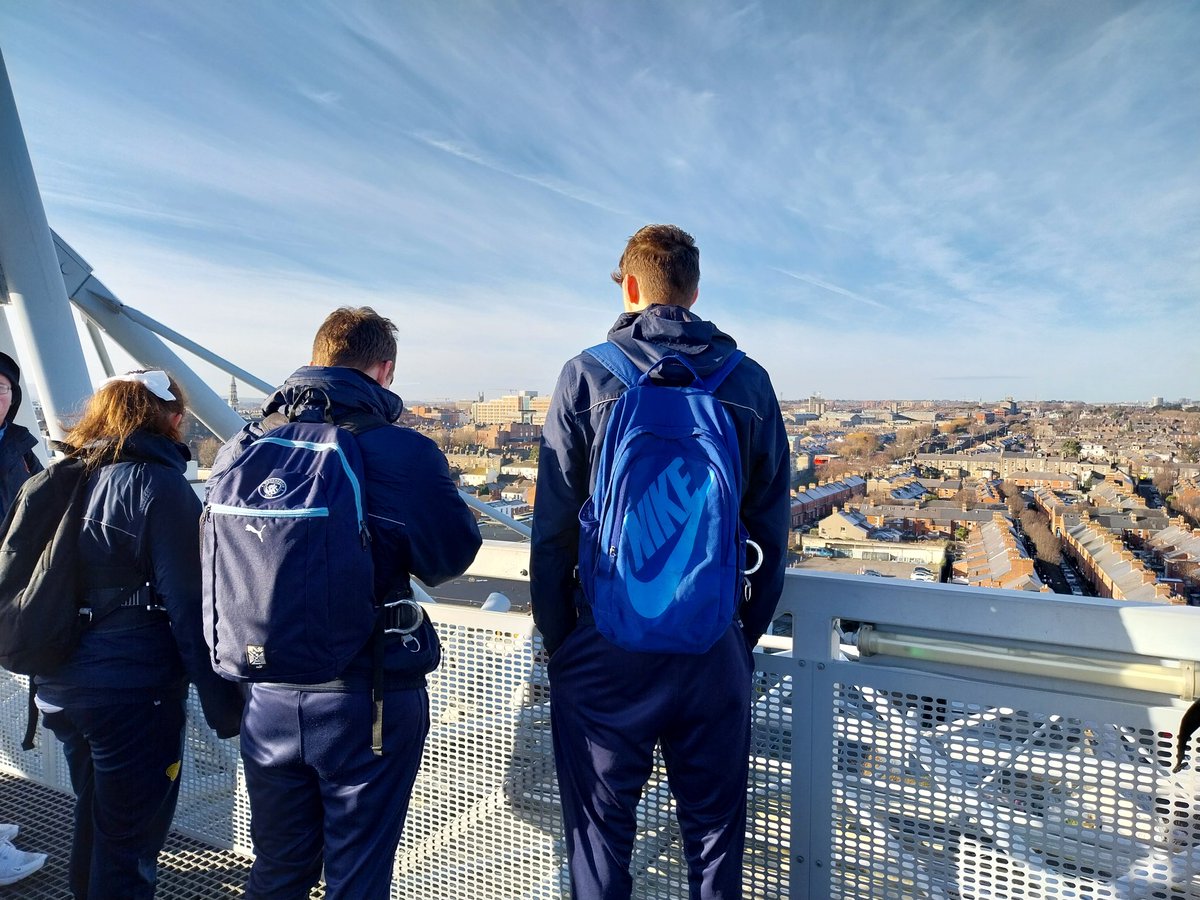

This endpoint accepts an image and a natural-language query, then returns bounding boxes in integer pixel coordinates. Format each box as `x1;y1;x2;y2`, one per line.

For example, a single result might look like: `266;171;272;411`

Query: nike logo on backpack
623;461;714;619
245;524;266;542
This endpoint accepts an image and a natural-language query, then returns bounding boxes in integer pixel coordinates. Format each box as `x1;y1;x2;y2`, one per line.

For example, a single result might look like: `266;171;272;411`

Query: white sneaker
0;824;16;842
0;839;47;886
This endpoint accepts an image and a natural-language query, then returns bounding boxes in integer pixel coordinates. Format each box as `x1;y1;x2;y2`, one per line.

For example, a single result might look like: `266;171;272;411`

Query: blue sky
1;1;1196;403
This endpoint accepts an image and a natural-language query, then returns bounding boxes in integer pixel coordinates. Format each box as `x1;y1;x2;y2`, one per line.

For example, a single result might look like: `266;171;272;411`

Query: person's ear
623;274;641;311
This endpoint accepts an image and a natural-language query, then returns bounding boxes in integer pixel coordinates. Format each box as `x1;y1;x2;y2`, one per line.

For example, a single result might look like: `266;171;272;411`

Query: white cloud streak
774;269;889;311
0;0;1195;402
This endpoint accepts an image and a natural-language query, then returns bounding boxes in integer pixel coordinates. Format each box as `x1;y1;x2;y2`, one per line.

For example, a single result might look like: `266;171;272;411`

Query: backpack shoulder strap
257;406;390;438
1176;698;1200;772
700;350;745;393
583;341;641;389
257;387;329;435
22;450;43;477
336;411;392;437
13;458;93;750
258;412;290;435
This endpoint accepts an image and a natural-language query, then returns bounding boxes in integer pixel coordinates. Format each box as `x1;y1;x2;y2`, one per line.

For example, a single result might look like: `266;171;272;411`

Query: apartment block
472;391;541;425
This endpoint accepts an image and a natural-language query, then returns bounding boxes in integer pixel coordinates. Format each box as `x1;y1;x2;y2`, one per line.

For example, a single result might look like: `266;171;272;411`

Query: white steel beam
0;311;50;464
84;320;115;378
69;277;248;441
52;231;276;397
52;233;257;440
0;49;91;439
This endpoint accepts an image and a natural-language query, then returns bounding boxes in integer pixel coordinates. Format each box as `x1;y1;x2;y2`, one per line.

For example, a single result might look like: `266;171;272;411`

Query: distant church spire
228;376;238;409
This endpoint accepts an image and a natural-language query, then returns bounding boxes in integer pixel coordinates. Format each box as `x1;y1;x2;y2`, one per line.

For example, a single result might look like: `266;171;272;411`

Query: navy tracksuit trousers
40;696;187;900
239;684;429;900
549;621;753;900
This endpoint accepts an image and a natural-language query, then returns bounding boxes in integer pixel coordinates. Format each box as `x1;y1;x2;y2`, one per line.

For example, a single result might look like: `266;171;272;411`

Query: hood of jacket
606;304;739;382
0;351;23;425
262;365;404;425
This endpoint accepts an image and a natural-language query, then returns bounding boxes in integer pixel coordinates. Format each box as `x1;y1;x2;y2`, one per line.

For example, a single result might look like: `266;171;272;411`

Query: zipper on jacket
207;504;330;518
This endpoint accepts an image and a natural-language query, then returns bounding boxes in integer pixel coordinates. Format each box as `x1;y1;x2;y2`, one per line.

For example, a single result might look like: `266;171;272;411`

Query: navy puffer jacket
36;431;244;738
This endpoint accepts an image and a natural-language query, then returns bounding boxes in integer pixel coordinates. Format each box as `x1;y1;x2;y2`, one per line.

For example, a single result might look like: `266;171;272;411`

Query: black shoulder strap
1176;698;1200;772
340;407;392;758
258;411;290;434
0;456;88;541
18;459;91;751
337;411;391;436
23;686;37;751
257;401;390;438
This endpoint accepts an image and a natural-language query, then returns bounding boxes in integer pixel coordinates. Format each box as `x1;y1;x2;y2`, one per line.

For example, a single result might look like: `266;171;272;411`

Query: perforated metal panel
827;682;1200;899
0;608;793;898
393;610;791;898
396;616;566;897
0;674;49;783
6;575;1200;899
749;658;794;899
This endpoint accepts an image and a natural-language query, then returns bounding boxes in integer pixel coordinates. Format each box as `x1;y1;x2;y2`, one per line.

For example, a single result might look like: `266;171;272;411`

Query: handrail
458;489;533;538
855;622;1199;699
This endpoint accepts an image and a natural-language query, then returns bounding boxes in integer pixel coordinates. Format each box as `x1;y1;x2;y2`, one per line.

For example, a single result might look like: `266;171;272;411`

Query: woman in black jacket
34;370;243;900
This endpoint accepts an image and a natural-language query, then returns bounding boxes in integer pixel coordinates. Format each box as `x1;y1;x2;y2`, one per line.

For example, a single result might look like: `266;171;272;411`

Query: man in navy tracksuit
220;308;481;900
532;225;791;899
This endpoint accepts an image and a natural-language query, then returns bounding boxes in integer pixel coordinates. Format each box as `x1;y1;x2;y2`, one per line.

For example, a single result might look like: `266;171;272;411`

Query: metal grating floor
0;774;322;898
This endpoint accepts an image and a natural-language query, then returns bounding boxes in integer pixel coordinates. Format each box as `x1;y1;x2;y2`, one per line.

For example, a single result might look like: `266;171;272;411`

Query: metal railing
4;559;1200;898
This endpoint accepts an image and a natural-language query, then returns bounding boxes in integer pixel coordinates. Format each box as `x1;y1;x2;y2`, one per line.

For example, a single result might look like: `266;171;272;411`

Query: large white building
471;390;548;425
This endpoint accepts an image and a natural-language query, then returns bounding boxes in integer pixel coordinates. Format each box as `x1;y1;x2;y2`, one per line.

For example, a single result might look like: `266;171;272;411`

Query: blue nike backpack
578;342;754;654
201;397;378;683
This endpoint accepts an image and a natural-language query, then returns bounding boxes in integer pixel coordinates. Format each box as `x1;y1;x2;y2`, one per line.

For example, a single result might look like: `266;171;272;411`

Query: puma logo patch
245;524;266;542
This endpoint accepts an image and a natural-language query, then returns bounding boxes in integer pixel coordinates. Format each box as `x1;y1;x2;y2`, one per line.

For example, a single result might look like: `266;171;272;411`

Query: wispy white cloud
296;85;341;106
774;269;889;312
0;0;1196;402
410;131;628;217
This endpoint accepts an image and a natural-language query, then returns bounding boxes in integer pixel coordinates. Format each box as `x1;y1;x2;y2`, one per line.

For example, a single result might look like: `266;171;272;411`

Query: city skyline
228;392;1191;408
1;2;1197;402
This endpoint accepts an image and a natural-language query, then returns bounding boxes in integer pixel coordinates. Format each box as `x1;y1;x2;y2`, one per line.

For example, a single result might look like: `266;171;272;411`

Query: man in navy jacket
220;307;481;900
532;225;791;898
